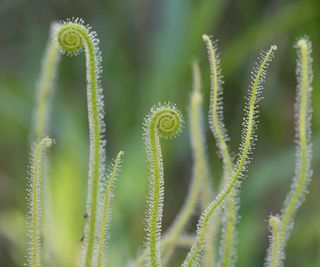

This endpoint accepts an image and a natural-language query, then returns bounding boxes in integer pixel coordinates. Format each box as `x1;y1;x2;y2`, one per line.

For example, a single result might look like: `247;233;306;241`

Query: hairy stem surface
96;151;124;267
26;137;53;267
161;61;212;266
55;19;106;267
183;45;277;267
266;216;282;267
144;104;182;267
264;37;313;267
203;34;236;267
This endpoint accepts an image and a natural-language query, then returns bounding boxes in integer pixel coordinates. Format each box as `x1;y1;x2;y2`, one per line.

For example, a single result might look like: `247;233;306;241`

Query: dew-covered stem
264;37;313;267
26;137;53;267
160;61;212;265
279;38;313;246
96;151;124;267
55;19;106;267
143;104;183;267
202;34;237;267
182;45;277;267
266;216;282;267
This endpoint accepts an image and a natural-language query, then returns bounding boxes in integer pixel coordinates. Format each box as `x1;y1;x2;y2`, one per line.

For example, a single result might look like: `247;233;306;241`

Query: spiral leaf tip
146;103;183;139
56;19;87;56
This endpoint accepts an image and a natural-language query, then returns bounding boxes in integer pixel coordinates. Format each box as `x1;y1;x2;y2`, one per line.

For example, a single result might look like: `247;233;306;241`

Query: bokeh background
0;0;319;266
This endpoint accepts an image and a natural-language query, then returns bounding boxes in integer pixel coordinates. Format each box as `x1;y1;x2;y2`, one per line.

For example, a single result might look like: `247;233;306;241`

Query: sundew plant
21;19;312;267
20;17;315;267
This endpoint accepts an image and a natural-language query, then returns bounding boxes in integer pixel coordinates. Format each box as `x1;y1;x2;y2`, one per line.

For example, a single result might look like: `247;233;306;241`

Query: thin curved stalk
32;22;60;139
264;37;313;267
279;38;313;245
96;151;124;267
202;34;237;267
161;61;212;266
31;23;60;267
182;45;277;267
26;137;54;267
55;18;106;267
143;104;183;267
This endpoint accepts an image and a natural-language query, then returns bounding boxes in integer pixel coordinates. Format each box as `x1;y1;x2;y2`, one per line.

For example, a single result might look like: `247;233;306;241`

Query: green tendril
26;137;54;267
265;37;313;267
182;44;277;267
96;151;124;267
159;61;213;266
202;34;237;267
55;18;106;267
143;103;183;267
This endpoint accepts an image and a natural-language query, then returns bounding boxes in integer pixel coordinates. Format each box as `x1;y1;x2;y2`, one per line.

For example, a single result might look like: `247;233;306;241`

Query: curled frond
182;45;277;267
143;103;183;267
265;216;282;267
277;37;313;261
55;18;106;267
96;151;124;267
56;18;87;56
26;137;54;267
144;103;183;139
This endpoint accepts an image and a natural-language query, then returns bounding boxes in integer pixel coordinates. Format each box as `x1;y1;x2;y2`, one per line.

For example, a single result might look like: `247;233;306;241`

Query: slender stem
278;38;313;258
33;23;60;139
131;235;195;267
31;23;60;267
85;29;102;267
161;61;211;265
150;128;162;267
202;36;233;173
267;216;282;267
144;105;182;267
202;34;236;267
96;151;124;267
56;20;106;267
183;45;277;267
26;137;53;267
191;61;212;209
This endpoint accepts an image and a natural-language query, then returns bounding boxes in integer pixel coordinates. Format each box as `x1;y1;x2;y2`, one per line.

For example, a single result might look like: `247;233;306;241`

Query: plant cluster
26;18;313;267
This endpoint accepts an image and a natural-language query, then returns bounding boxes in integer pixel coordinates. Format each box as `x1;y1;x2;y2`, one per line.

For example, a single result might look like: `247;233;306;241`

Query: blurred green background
0;0;319;266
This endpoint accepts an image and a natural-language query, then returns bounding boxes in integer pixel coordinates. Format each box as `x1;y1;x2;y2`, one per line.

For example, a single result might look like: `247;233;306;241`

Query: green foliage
0;1;319;267
27;18;124;267
19;14;315;267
